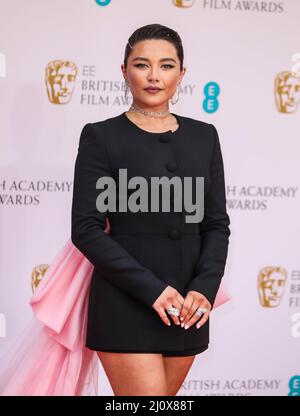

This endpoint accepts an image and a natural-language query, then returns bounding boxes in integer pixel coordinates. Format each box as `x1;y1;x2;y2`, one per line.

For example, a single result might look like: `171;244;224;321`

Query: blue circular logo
288;375;300;396
95;0;111;6
203;82;220;114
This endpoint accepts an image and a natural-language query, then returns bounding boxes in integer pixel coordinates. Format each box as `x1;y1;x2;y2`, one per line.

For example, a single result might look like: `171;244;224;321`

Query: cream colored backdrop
1;0;300;396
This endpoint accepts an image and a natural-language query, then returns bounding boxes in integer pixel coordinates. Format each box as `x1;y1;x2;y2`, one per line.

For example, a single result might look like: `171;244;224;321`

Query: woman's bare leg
97;351;168;396
162;355;196;396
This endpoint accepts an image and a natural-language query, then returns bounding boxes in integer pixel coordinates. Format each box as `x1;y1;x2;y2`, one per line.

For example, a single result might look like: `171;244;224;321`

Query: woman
71;23;231;396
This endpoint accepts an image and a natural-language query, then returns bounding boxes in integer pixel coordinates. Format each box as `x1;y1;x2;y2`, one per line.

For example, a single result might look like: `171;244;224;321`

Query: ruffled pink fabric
0;222;231;396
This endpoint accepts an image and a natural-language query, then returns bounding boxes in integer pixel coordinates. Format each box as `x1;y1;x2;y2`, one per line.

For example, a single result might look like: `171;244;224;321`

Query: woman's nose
147;68;160;82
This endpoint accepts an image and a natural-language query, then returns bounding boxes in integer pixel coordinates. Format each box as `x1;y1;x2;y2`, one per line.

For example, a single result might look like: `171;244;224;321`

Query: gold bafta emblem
31;264;49;292
172;0;195;7
274;71;300;113
257;266;287;308
45;60;78;104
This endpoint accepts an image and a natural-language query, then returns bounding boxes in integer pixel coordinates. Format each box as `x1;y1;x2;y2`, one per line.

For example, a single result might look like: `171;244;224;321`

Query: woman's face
121;39;186;111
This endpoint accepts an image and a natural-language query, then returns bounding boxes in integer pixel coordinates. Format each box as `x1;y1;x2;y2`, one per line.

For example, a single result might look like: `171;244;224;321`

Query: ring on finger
167;306;180;317
196;307;207;316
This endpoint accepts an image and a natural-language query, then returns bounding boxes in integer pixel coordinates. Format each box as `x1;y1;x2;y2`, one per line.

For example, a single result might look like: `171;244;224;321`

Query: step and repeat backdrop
0;0;299;396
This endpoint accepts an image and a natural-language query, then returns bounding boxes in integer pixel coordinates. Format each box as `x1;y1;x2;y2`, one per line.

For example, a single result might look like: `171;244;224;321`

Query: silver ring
196;307;207;316
167;306;180;317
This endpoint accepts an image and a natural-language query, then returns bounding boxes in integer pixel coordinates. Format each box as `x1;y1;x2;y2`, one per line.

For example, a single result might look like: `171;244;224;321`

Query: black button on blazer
71;112;230;353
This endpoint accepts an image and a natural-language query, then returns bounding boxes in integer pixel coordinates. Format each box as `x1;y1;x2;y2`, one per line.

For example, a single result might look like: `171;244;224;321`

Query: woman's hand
179;290;211;329
152;285;185;327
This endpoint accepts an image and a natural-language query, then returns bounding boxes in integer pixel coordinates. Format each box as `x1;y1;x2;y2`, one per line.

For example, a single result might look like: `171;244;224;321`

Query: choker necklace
128;103;171;119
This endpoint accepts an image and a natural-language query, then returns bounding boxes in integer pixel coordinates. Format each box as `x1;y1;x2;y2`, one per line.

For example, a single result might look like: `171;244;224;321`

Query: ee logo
288;375;300;396
95;0;111;6
203;82;220;113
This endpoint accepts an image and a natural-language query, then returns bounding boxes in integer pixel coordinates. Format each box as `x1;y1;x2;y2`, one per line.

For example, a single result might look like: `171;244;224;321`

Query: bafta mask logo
31;264;49;292
257;266;287;308
45;60;78;104
172;0;195;7
274;71;300;113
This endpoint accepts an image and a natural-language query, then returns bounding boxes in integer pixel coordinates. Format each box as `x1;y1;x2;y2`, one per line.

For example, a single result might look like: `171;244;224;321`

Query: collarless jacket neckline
121;111;182;138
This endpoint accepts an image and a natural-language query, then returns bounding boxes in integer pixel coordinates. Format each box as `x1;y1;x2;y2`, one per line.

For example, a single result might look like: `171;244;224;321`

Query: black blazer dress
71;111;230;355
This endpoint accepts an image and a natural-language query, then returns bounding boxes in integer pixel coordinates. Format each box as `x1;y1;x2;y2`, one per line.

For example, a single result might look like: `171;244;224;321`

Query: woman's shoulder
87;112;214;130
80;112;217;144
177;113;215;133
87;112;124;131
78;113;124;146
176;114;218;149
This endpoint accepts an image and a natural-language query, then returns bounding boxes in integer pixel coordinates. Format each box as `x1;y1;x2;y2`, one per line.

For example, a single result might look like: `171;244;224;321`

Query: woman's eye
134;64;174;69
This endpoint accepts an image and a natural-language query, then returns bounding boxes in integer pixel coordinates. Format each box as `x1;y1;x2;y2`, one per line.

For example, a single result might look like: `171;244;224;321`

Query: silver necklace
128;103;171;119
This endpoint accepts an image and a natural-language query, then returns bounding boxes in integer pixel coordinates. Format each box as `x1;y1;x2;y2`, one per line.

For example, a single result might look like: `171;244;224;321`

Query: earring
124;79;130;104
171;84;180;105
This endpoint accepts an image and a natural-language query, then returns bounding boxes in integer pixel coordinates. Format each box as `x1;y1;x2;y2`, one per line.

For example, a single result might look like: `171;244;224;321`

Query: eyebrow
132;57;177;64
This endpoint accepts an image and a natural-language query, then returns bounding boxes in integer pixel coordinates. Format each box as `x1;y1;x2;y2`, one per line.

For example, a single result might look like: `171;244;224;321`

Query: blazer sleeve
71;122;168;308
185;124;231;307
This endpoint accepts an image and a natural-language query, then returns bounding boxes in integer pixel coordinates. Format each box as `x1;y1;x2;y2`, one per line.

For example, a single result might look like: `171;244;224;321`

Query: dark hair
124;24;184;72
